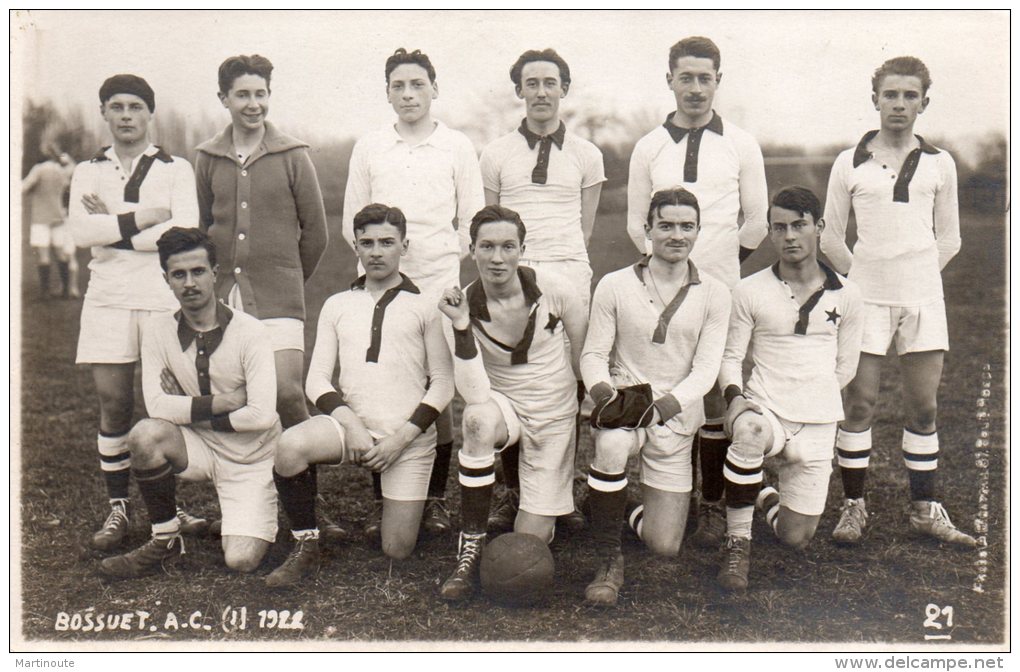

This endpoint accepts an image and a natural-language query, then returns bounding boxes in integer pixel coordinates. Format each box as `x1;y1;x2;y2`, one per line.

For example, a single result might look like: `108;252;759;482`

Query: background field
17;193;1007;646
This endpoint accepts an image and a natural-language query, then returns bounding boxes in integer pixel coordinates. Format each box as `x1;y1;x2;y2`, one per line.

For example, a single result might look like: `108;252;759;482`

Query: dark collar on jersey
770;260;844;289
518;119;566;150
350;272;421;294
662;111;724;143
852;130;940;168
175;302;234;353
90;145;173;164
466;265;542;322
633;257;702;344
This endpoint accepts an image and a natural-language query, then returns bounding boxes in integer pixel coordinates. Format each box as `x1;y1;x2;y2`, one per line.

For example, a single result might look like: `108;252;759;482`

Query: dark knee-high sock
37;264;51;295
372;471;383;502
699;421;729;503
133;462;178;533
458;452;495;535
836;427;870;500
56;260;70;295
500;441;521;492
587;467;627;555
427;441;453;499
98;430;131;501
274;467;318;533
903;428;938;501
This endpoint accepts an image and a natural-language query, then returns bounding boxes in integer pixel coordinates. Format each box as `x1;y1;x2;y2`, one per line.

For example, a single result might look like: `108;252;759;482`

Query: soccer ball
479;532;555;606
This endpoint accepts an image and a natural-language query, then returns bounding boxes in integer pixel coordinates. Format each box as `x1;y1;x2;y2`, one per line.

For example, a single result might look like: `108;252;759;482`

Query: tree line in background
21;99;1007;220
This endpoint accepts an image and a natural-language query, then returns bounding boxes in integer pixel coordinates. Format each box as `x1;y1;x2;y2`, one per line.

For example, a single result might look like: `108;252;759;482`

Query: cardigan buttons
241;201;248;209
238;233;246;241
241;170;248;177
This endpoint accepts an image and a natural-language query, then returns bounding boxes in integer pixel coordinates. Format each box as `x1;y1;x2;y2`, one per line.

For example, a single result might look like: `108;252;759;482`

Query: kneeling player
580;188;730;606
100;228;280;577
265;204;454;587
716;187;863;591
437;204;587;601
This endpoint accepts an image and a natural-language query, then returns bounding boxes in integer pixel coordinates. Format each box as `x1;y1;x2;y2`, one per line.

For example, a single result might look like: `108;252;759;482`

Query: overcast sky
13;10;1009;159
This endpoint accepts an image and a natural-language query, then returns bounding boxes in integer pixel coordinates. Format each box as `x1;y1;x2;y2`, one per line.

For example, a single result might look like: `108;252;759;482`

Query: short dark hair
509;49;571;89
668;36;721;72
218;54;274;95
469;205;527;244
646;188;701;229
872;56;932;95
768;186;822;225
353;203;407;239
385;48;436;85
157;227;217;271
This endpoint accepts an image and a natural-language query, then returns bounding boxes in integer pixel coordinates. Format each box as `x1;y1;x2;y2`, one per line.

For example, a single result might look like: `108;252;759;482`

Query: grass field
16;204;1007;647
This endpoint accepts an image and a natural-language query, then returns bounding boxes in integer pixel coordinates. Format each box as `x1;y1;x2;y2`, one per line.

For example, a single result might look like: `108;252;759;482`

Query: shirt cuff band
453;325;478;359
653;394;682;423
210;413;236;433
191;395;215;423
315;391;345;416
117;212;141;240
409;403;440;432
724;385;745;405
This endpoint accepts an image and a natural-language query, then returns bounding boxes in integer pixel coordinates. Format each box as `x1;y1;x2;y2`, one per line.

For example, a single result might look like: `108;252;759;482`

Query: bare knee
223;542;267;573
127;419;177;460
730;414;770;458
593;429;633;473
275;428;308;475
908;404;938;433
645;534;681;557
461;404;500;454
778;529;814;551
381;532;416;560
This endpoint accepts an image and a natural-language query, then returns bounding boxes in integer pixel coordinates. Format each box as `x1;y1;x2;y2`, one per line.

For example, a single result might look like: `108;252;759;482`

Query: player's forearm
450;324;492;406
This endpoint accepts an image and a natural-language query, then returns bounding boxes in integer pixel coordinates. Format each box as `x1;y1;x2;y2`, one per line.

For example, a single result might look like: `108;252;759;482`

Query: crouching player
100;228;280;577
437;204;587;601
264;204;454;587
716;187;863;591
580;188;730;606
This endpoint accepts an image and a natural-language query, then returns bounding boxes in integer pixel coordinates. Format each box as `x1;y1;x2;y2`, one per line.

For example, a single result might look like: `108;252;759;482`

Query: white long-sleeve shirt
821;132;961;306
341;121;484;284
719;264;864;424
626;112;768;288
141;304;280;464
581;259;731;435
69;144;199;310
305;275;454;440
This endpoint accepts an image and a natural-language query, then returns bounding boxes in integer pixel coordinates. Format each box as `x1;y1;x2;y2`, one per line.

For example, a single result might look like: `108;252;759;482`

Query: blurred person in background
23;147;77;299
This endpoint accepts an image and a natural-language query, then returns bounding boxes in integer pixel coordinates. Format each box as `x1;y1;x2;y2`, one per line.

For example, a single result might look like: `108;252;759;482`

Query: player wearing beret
716;186;863;591
436;204;587;602
265;205;454;588
68;73;203;552
580;187;730;607
478;47;605;535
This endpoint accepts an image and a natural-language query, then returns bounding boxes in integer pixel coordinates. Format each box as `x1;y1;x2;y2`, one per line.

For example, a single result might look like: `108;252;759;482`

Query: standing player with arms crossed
627;37;768;547
478;47;605;533
100;228;280;577
581;188;730;606
821;57;974;547
68;74;202;551
264;204;453;587
436;205;587;602
716;187;863;591
343;48;485;539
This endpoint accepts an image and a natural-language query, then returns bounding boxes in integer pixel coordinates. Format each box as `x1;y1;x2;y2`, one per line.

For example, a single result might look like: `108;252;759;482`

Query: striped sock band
151;516;181;538
758;487;781;535
98;431;131;500
627;503;645;540
836;427;871;500
903;428;938;501
458;452;495;534
588;467;627;554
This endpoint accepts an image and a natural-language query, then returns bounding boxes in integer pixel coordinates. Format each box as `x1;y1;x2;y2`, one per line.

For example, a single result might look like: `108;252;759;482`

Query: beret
99;74;155;112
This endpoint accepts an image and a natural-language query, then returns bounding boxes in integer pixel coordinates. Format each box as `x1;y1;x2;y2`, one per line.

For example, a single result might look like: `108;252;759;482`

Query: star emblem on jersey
545;314;561;334
826;308;841;325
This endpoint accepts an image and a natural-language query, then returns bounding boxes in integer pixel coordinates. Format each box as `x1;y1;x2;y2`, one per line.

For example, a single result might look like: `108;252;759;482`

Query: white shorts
76;302;170;364
519;259;593;311
490;390;575;516
595;425;694;494
757;404;836;517
31;222;75;254
322;415;436;501
861;300;949;355
178;424;280;542
227;283;304;352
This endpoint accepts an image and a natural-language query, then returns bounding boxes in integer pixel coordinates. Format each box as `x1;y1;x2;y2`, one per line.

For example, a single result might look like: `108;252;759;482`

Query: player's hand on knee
438;287;470;330
362;434;403;473
82;193;110;215
723;395;762;437
136;207;172;230
160;367;186;395
336;414;374;466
